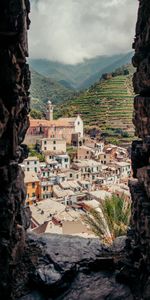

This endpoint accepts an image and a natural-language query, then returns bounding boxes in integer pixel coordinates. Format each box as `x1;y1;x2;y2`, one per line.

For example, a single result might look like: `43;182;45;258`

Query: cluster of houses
22;101;131;238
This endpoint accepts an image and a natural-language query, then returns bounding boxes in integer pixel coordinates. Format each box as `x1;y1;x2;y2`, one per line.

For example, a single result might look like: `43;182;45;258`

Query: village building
59;180;81;193
41;137;66;154
72;159;102;181
30;199;95;238
40;180;53;200
108;184;131;201
113;162;131;179
55;154;70;169
105;145;118;160
26;101;84;144
66;168;81;181
24;157;40;173
71;132;83;147
78;180;92;191
84;139;104;152
77;146;93;160
88;190;112;202
53;185;76;205
24;171;41;205
99;152;111;165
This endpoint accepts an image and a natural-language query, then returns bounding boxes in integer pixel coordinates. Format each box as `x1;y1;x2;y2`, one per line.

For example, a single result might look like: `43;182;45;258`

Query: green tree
30;109;43;119
84;194;131;244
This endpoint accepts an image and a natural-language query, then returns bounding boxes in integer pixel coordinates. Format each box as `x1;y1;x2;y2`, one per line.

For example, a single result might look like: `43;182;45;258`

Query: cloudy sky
29;0;138;65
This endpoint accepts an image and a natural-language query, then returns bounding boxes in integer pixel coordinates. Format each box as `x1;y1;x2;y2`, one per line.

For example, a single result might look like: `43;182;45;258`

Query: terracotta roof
29;117;77;128
29;119;51;127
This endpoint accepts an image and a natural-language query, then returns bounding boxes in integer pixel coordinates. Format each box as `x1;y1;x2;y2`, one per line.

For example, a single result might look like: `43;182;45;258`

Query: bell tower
46;100;53;121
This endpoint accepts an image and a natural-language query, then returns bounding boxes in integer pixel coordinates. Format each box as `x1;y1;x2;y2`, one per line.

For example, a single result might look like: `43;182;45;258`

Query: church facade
26;102;83;144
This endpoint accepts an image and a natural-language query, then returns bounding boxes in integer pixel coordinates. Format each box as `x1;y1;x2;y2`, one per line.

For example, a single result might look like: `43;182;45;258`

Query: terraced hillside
55;74;134;135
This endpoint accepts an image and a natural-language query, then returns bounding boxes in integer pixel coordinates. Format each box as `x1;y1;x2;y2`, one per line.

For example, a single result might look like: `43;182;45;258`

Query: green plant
84;194;131;244
30;109;43;119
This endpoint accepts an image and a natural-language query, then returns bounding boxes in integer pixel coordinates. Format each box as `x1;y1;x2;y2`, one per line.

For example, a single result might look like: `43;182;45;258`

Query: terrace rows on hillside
55;75;134;134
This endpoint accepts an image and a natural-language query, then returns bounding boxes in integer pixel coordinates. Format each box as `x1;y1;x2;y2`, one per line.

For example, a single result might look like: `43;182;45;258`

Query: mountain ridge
29;52;133;90
30;69;75;112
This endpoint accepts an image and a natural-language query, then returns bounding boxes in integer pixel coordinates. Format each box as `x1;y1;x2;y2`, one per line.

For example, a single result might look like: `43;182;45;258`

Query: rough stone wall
0;1;30;298
119;1;150;298
1;0;150;299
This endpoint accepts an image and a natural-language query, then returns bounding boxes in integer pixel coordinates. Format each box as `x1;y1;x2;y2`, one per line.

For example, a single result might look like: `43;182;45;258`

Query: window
46;186;48;191
32;193;35;197
78;122;80;125
27;168;30;171
65;158;68;162
70;173;73;178
49;156;51;159
35;167;37;172
32;183;35;188
44;141;47;145
43;172;45;176
27;161;29;165
34;161;37;164
53;147;56;150
53;140;56;144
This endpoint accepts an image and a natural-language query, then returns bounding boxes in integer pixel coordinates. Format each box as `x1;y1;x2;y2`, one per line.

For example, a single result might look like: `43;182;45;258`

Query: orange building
24;171;41;205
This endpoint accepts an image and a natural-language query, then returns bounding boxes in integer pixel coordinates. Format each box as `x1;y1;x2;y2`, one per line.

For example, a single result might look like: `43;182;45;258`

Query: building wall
26;181;41;205
41;184;53;200
77;147;92;160
99;153;110;165
55;155;70;169
75;116;84;137
41;138;66;153
24;158;40;173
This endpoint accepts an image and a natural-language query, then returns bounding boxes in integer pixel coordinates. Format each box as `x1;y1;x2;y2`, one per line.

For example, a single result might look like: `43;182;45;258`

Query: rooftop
89;190;112;200
24;171;40;183
73;159;101;168
24;156;39;161
29;117;79;128
30;199;83;226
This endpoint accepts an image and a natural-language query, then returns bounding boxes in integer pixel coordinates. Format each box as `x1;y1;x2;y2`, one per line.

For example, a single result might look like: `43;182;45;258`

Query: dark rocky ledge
14;234;133;300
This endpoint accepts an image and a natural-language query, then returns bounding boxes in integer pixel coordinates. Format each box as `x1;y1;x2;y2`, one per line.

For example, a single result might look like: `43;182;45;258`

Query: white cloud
29;0;138;64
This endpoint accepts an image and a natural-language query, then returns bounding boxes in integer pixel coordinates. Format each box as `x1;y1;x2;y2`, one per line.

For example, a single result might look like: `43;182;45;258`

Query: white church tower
46;100;53;121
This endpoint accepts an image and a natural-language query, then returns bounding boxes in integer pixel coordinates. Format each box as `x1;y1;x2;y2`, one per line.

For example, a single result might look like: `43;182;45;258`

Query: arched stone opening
0;0;150;299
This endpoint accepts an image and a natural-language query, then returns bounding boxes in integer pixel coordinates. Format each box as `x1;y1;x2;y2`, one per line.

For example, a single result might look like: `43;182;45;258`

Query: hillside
29;52;132;90
55;72;135;139
30;69;75;112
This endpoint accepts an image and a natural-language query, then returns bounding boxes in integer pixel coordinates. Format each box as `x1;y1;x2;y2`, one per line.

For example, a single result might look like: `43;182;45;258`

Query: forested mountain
30;69;75;112
29;52;133;90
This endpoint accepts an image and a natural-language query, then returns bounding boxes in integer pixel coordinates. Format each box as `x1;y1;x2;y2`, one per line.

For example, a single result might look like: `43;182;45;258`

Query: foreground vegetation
84;194;131;244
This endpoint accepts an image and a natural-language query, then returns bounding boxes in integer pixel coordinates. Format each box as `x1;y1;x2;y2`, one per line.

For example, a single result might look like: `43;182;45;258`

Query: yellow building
24;171;41;205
